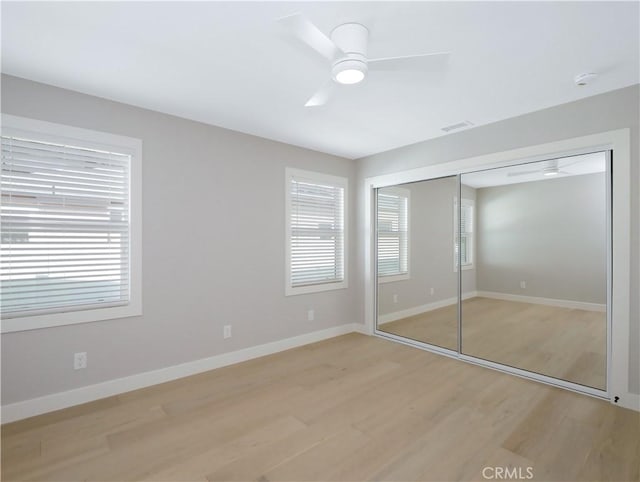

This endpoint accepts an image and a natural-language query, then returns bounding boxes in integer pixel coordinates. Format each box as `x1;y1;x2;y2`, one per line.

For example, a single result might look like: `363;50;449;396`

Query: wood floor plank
532;414;598;481
257;426;370;482
139;415;307;482
206;419;349;481
369;406;498;482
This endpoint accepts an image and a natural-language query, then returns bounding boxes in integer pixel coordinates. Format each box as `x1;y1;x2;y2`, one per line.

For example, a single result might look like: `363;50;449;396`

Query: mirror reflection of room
376;176;462;351
461;152;608;390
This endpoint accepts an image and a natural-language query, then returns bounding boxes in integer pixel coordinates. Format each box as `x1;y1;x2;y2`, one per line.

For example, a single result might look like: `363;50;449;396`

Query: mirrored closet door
375;151;610;392
460;153;609;390
376;177;458;351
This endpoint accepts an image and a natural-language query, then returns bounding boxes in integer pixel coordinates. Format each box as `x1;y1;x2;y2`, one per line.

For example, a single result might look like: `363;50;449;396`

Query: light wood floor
379;297;606;389
2;334;637;482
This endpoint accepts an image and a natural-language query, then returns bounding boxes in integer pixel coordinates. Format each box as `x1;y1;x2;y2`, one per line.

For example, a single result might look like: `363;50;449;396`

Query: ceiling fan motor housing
331;23;369;58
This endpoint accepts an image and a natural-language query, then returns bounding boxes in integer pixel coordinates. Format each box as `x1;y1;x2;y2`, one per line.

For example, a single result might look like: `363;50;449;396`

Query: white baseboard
1;323;365;424
476;291;606;312
615;392;640;412
378;291;477;324
350;323;370;335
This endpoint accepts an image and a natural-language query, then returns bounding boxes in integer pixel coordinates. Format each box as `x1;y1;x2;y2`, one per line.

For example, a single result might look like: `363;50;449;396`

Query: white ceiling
462;151;606;188
2;2;638;160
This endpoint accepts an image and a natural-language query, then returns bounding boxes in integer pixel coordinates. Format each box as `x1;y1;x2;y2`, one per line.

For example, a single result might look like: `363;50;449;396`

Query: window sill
1;303;142;333
378;273;410;283
286;280;348;296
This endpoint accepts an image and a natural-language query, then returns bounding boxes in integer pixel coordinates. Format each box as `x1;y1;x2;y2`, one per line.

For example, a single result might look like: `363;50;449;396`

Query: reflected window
378;188;409;278
454;198;474;270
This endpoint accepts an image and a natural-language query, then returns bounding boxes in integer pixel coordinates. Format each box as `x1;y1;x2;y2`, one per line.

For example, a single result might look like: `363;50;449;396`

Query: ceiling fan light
332;59;367;85
336;69;365;84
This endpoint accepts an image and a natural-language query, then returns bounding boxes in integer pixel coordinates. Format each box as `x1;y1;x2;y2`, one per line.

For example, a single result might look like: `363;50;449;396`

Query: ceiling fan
506;159;577;177
278;13;450;107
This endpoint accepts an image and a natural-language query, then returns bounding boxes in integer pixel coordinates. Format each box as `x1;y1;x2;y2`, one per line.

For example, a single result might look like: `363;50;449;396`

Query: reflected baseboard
476;291;606;312
378;290;605;325
378;291;477;324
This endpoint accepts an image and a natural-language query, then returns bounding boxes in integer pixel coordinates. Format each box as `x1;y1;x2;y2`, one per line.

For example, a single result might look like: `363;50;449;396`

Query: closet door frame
363;128;633;410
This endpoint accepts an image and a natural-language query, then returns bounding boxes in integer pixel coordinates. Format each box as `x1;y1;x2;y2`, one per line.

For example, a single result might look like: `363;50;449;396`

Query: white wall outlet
520;281;526;289
73;352;87;370
430;288;435;296
223;325;232;339
393;294;398;304
307;309;315;321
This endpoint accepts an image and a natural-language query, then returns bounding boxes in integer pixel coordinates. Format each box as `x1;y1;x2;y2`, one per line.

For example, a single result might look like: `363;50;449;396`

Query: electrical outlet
307;309;315;321
393;294;398;304
73;352;87;370
430;287;435;296
520;281;526;289
223;325;232;339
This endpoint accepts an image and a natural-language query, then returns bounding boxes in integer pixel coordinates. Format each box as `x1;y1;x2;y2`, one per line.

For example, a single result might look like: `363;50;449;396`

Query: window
454;198;474;270
1;115;141;332
377;187;409;281
285;168;347;295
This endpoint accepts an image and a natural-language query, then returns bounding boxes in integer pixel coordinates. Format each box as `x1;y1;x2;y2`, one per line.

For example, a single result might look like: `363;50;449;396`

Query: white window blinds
288;173;345;289
1;135;131;318
377;189;409;277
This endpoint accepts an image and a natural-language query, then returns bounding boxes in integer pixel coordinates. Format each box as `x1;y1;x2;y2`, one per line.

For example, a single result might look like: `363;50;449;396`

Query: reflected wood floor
379;297;606;389
2;333;637;482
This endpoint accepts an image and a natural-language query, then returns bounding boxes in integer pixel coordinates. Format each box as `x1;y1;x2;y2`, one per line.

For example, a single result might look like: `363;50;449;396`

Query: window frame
285;168;348;296
1;114;142;333
454;197;475;272
377;186;410;284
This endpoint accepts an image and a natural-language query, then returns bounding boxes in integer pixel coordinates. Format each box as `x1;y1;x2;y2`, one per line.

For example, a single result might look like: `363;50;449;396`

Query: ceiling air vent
441;121;474;133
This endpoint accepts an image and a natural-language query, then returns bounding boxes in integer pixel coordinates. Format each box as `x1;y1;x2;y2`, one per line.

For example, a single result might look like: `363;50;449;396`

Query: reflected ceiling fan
278;13;450;107
506;159;578;178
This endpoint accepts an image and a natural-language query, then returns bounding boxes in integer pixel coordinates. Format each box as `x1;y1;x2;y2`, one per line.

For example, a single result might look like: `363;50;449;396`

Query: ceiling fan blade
305;81;335;107
278;13;343;61
507;170;541;177
368;52;450;71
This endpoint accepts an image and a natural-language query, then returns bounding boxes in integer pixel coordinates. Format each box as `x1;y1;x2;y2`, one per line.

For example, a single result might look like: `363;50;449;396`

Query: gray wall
357;84;639;394
378;178;476;315
474;173;606;303
0;75;357;405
